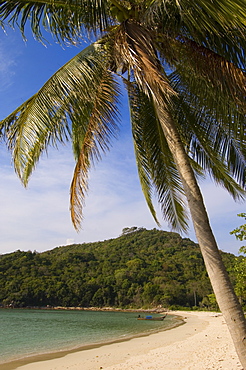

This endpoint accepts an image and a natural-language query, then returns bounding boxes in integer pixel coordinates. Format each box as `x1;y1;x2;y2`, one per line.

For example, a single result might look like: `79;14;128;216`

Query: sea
0;309;179;365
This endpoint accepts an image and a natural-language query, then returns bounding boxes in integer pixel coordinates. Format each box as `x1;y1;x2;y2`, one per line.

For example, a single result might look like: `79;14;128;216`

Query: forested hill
0;227;238;309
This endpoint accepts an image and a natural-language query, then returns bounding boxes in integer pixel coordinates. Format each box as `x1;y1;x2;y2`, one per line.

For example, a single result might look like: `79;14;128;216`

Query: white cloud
66;239;75;245
0;133;163;254
1;132;244;257
0;33;19;91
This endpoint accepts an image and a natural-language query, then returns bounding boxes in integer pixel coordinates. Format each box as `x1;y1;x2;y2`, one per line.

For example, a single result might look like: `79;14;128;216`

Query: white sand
12;311;243;370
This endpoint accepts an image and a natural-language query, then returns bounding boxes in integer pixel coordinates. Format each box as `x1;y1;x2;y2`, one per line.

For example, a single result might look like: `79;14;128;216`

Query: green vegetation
0;228;241;310
230;214;246;305
230;213;246;246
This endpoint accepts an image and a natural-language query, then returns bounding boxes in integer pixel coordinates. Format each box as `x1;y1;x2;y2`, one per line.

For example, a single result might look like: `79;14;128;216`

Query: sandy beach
2;311;243;370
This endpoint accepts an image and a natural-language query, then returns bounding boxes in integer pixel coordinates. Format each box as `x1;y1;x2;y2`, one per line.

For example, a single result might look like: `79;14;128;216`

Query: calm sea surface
0;309;178;364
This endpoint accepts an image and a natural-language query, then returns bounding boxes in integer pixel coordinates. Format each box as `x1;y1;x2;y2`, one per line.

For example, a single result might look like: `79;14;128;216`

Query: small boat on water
137;314;167;321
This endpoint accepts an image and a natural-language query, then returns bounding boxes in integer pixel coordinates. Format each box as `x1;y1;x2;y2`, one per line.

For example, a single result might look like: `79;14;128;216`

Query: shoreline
0;306;166;312
0;312;183;370
1;311;243;370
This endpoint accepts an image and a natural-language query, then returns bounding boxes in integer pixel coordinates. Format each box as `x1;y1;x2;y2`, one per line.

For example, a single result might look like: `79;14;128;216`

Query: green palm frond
70;69;120;230
149;0;246;67
197;30;246;68
169;43;246;137
147;0;246;33
172;95;246;199
169;71;246;145
128;82;189;232
0;0;111;42
166;50;246;174
0;40;120;185
126;82;160;226
164;37;246;111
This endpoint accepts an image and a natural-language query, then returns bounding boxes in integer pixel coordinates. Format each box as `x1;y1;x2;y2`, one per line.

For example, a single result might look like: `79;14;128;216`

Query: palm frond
169;51;246;138
147;0;246;67
126;81;160;226
112;21;176;104
167;58;246;156
0;40;120;185
127;81;189;232
146;0;246;34
0;0;111;42
162;37;246;110
70;69;120;230
172;94;246;199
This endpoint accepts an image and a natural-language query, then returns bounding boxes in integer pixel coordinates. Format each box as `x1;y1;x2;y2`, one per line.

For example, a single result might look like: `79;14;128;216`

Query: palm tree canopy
0;0;245;231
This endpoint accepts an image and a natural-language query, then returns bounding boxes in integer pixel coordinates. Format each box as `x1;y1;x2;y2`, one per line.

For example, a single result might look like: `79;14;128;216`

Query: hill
0;227;238;309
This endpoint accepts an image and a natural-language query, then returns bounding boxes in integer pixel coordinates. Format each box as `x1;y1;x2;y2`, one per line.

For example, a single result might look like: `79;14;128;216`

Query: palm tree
0;0;246;366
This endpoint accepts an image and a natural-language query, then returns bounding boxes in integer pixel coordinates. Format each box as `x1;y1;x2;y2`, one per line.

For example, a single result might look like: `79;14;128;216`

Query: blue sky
0;26;245;256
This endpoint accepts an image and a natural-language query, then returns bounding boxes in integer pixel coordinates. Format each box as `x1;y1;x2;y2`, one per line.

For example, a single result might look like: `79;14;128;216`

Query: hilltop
0;227;238;309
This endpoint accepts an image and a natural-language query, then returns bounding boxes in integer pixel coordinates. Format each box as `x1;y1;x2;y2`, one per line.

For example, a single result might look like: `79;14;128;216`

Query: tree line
0;228;243;310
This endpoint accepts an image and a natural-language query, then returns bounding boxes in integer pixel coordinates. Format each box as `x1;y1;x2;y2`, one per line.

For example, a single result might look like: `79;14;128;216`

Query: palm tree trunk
155;103;246;368
123;21;246;366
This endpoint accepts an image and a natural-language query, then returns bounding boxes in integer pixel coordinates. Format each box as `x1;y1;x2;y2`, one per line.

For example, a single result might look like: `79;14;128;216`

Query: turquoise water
0;309;177;364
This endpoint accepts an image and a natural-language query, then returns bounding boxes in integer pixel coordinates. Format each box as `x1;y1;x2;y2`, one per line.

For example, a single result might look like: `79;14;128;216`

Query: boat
137;314;167;321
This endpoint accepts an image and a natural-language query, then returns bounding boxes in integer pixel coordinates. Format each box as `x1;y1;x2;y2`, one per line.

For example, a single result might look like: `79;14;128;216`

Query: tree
230;213;246;244
0;0;246;366
231;214;246;306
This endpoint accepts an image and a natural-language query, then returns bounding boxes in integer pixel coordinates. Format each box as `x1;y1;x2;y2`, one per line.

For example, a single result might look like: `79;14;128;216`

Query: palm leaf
0;0;111;42
171;94;246;198
147;0;246;32
0;40;119;184
148;0;246;68
166;52;246;174
70;69;120;230
111;21;176;104
127;81;189;232
170;70;246;152
156;35;246;109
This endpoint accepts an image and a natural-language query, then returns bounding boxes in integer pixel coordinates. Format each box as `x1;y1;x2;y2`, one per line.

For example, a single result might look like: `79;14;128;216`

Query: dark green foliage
0;228;241;309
